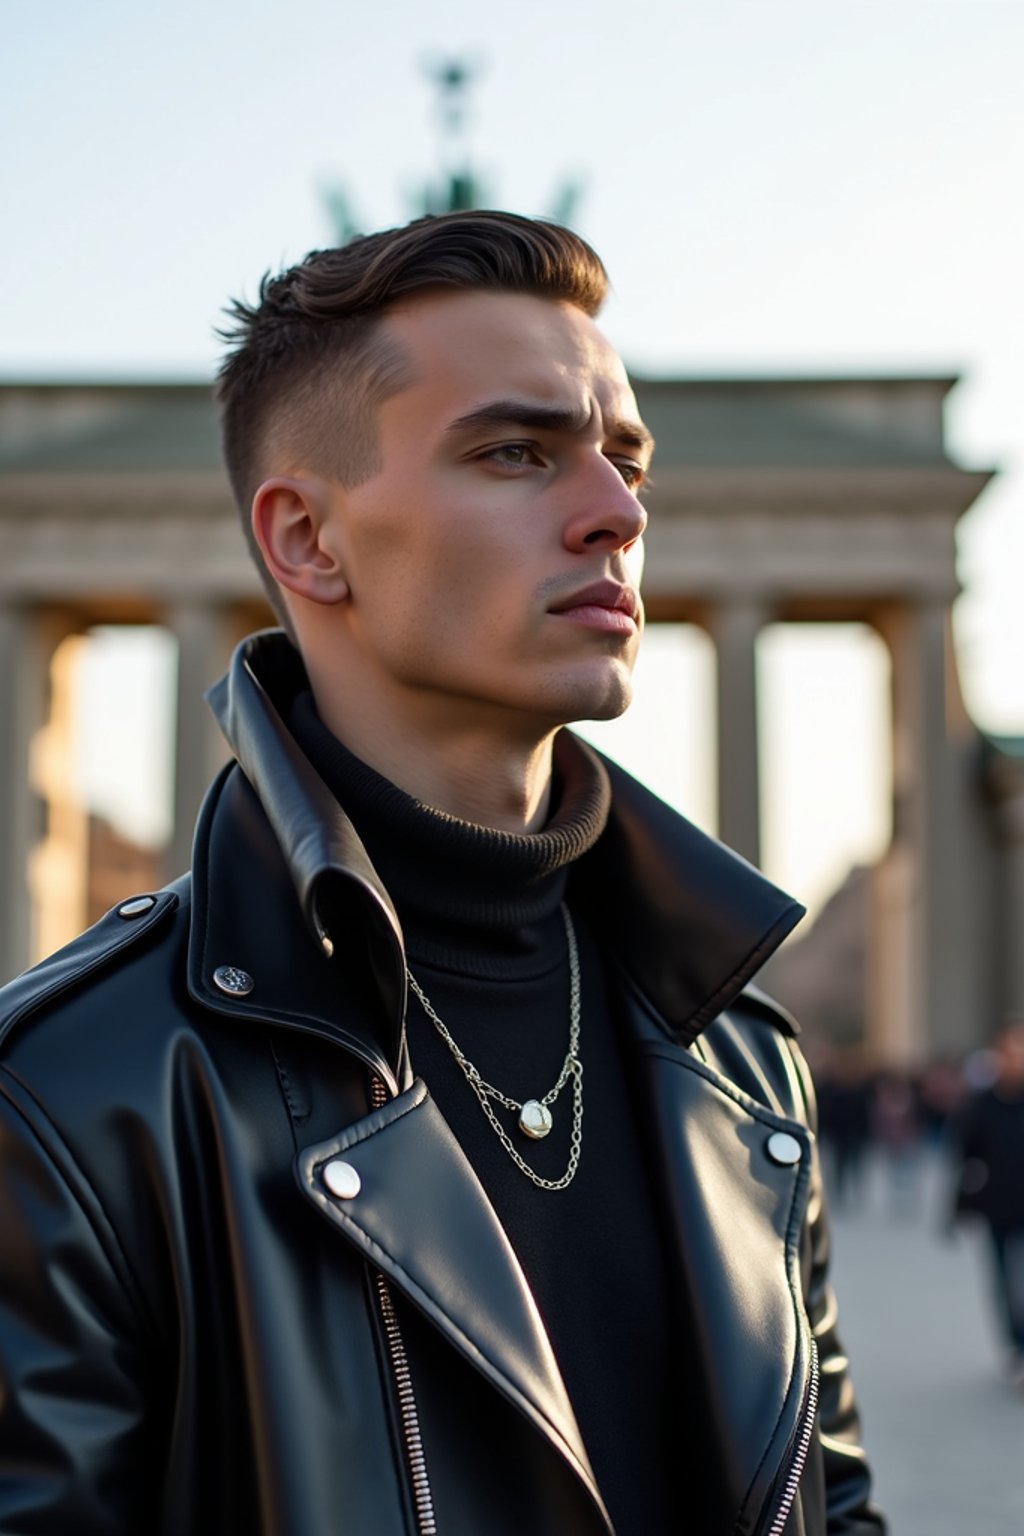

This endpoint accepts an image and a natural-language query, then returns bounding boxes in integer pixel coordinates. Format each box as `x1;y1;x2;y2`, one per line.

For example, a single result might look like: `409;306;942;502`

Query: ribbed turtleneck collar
286;688;611;975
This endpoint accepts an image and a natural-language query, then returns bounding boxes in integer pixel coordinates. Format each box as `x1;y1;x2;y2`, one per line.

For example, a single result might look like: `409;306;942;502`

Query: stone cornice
0;471;232;518
0;464;995;523
644;465;995;518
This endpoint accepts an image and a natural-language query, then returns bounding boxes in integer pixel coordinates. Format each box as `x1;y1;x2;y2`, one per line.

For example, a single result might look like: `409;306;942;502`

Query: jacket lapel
632;1025;815;1536
294;1079;612;1534
572;751;805;1045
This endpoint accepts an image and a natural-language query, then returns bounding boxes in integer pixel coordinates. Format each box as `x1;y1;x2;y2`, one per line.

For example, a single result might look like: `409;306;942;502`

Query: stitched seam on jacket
0;1065;166;1350
330;1079;428;1151
268;1036;301;1148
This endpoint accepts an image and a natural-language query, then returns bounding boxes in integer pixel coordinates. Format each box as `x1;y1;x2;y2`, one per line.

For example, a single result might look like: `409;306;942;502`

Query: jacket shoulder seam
641;1037;811;1130
0;888;183;1052
739;982;801;1036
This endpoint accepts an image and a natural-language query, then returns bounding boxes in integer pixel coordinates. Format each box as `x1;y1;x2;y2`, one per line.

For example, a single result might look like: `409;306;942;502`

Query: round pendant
518;1099;554;1140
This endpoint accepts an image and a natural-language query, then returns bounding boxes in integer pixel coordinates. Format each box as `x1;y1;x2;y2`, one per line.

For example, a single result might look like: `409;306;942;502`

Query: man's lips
547;581;641;633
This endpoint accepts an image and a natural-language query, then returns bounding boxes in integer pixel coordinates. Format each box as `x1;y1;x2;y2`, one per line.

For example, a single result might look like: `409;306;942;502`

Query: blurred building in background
1;375;1020;1064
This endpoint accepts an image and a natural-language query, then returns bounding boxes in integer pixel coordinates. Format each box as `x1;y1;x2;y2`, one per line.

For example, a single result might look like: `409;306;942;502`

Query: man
0;210;885;1533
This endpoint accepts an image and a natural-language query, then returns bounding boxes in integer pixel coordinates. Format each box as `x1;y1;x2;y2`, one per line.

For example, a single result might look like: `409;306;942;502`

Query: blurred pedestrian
918;1057;966;1147
819;1050;872;1210
948;1020;1024;1385
872;1069;924;1216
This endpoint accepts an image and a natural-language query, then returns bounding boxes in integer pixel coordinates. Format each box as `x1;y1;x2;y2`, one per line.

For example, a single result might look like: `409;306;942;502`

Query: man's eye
485;443;541;468
612;460;650;492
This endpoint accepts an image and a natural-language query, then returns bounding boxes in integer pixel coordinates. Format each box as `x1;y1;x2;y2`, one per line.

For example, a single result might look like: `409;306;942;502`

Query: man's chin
561;673;635;726
574;696;633;726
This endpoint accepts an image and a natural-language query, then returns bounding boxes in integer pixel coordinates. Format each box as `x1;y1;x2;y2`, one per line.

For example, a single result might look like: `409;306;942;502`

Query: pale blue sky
6;0;1023;912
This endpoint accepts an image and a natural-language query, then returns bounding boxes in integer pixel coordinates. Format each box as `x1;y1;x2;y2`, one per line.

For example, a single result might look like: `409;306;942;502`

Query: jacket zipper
370;1075;439;1536
761;1337;820;1536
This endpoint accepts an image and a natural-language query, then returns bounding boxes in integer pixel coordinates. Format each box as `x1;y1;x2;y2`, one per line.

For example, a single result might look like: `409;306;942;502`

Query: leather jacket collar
198;631;805;1081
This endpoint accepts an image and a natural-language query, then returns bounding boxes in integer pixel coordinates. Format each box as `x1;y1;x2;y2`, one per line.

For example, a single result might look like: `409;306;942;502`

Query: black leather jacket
0;633;885;1535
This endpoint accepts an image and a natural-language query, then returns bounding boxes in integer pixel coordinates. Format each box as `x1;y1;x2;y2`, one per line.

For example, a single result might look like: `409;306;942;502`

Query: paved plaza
827;1150;1024;1535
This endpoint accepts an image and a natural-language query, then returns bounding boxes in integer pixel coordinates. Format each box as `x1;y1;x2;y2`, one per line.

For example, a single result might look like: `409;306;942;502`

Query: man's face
319;288;652;735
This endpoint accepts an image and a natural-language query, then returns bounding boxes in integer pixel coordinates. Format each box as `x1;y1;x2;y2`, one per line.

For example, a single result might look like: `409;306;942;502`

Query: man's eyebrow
444;398;655;456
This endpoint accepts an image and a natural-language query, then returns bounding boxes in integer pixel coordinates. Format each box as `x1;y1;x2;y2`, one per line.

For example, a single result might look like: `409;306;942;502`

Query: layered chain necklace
405;903;583;1191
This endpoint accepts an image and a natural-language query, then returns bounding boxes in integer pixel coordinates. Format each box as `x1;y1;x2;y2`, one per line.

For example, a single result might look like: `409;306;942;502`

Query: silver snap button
212;965;254;997
118;896;156;919
323;1159;361;1200
766;1131;803;1166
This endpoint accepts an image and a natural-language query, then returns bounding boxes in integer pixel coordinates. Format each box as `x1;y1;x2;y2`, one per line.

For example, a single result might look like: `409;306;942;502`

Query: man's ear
251;475;350;605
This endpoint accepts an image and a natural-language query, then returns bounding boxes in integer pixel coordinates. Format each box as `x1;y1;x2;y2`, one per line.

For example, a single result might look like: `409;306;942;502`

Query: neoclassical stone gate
2;377;1019;1059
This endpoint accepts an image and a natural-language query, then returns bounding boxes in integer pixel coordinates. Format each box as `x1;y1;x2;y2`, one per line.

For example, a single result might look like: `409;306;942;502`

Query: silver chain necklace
405;903;583;1191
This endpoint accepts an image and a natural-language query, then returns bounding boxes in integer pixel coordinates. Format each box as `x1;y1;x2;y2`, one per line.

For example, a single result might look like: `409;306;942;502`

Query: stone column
166;602;235;881
871;600;988;1063
709;599;764;867
0;606;58;982
28;635;92;964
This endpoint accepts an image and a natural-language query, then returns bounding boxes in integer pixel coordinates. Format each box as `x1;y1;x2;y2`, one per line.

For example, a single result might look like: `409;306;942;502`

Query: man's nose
561;457;648;554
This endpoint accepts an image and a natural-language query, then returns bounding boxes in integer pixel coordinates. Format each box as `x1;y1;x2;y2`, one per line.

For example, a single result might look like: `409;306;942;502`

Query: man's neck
306;671;557;834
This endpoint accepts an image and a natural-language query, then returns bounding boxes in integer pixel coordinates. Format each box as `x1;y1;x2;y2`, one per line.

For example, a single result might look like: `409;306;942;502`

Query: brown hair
215;210;609;620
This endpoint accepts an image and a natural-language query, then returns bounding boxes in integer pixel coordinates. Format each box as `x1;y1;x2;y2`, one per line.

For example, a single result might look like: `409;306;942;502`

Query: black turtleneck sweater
288;691;678;1536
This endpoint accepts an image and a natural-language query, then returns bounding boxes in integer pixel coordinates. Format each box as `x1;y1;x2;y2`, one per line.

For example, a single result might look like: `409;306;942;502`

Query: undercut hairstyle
215;209;610;623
